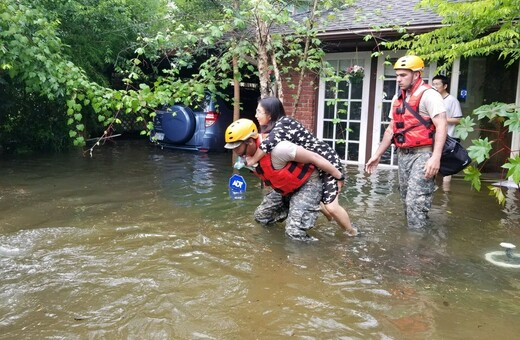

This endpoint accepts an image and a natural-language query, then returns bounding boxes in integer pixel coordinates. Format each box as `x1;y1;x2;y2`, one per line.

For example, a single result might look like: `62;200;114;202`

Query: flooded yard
1;140;519;339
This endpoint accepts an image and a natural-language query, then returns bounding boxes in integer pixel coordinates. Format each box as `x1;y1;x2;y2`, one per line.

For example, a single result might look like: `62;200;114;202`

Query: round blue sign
229;174;247;192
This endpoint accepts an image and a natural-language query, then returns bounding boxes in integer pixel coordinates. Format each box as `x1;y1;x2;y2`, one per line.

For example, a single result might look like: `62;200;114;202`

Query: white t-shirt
389;87;446;121
270;140;297;170
443;94;463;137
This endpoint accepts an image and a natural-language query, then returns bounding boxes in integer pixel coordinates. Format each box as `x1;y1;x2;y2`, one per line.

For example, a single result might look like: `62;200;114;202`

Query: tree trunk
256;15;271;98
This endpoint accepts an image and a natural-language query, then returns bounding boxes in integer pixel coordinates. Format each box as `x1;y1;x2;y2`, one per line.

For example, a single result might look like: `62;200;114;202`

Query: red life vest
253;138;315;196
392;79;435;148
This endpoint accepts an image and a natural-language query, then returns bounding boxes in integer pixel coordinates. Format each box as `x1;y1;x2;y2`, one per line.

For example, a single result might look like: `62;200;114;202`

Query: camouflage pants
254;171;322;240
398;151;435;229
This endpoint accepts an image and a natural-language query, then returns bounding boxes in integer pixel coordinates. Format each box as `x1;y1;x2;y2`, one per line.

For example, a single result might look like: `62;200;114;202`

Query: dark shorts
321;173;339;204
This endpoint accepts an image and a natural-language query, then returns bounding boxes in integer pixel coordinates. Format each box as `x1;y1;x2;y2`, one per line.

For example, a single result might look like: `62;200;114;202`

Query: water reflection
0;140;519;338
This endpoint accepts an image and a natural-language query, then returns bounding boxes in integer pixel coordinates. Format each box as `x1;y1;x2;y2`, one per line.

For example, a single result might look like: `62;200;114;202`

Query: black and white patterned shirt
259;116;343;204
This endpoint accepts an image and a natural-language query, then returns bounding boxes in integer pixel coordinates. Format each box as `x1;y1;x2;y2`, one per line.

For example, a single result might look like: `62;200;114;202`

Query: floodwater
1;140;519;339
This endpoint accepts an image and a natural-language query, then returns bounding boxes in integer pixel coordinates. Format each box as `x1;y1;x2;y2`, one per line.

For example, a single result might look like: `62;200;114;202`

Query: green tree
0;0;171;152
33;0;170;85
1;0;351;154
388;0;520;203
1;0;360;155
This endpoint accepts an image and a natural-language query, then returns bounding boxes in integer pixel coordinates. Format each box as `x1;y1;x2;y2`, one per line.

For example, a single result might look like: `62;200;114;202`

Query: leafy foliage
502;156;520;183
32;0;170;85
389;0;520;72
454;116;475;140
0;0;171;152
0;85;70;153
456;102;520;203
463;166;482;192
467;137;493;164
488;185;506;205
1;0;355;155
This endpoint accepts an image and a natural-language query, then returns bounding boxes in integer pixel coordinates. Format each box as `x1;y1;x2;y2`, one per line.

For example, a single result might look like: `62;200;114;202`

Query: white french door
317;52;372;165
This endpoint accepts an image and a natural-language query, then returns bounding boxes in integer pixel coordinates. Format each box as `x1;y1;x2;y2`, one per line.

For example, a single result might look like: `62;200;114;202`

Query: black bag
403;100;471;176
439;136;472;176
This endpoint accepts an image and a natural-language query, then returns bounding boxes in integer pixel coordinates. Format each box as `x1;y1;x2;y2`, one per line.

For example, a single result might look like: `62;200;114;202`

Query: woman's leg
319;202;333;221
322;197;358;236
321;172;358;236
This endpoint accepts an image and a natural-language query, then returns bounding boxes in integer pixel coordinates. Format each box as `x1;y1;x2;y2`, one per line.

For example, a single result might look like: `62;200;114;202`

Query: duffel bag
440;136;472;176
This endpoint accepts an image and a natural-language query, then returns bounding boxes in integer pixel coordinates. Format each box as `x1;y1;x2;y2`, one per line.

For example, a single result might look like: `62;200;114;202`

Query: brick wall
281;69;319;134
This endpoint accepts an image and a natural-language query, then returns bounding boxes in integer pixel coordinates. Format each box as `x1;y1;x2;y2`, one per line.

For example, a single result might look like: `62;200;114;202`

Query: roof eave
316;24;446;41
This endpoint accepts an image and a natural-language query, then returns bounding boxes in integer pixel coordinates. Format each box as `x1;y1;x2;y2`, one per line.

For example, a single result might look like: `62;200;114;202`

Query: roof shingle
291;0;442;39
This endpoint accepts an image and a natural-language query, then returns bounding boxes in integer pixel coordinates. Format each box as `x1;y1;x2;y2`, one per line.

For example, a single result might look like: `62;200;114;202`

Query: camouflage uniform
254;170;322;240
397;150;435;229
259;116;344;204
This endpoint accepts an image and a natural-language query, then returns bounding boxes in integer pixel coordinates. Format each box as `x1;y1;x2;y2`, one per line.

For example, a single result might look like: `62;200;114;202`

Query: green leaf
473;103;501;120
463;165;481;191
503;107;520;133
502;156;520;183
74;136;85;146
454;116;475;140
467;137;493;164
487;185;506;206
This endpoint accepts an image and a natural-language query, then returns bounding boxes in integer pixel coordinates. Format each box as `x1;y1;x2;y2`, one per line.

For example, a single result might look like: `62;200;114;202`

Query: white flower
346;65;364;78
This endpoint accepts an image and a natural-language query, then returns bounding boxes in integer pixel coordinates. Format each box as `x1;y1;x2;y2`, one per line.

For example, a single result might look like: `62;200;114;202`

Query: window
318;53;371;164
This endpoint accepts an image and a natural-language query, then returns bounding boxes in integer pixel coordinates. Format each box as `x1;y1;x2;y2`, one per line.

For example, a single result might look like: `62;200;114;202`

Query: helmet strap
406;72;422;92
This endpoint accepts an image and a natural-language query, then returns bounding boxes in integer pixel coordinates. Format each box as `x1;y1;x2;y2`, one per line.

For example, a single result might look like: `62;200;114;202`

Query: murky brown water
1;140;519;339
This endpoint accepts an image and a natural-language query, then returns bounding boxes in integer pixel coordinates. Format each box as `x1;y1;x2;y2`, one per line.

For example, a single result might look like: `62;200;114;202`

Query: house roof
292;0;444;41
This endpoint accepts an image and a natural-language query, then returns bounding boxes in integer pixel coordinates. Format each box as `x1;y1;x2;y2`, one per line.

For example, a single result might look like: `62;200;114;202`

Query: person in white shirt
432;75;463;188
432;75;463;138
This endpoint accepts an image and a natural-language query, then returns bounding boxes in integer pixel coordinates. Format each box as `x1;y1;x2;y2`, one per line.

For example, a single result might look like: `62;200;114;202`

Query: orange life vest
253;138;315;196
392;80;435;148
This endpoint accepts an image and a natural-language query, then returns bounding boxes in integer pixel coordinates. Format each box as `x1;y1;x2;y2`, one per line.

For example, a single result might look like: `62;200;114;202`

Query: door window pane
325;80;336;98
337;81;350;99
348;142;359;161
337;101;349;119
350;102;362;120
349;122;360;141
334;142;346;160
335;121;348;141
383;80;396;100
381;102;392;123
351;81;363;99
324;100;335;119
323;120;334;139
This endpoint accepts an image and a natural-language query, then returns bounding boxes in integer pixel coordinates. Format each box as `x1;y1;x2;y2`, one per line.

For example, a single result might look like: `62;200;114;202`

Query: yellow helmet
224;118;258;149
394;55;424;72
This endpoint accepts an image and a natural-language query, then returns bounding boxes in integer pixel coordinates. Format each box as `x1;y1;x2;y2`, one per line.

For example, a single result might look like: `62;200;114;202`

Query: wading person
244;97;358;236
365;55;447;229
432;74;463;190
225;119;347;241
